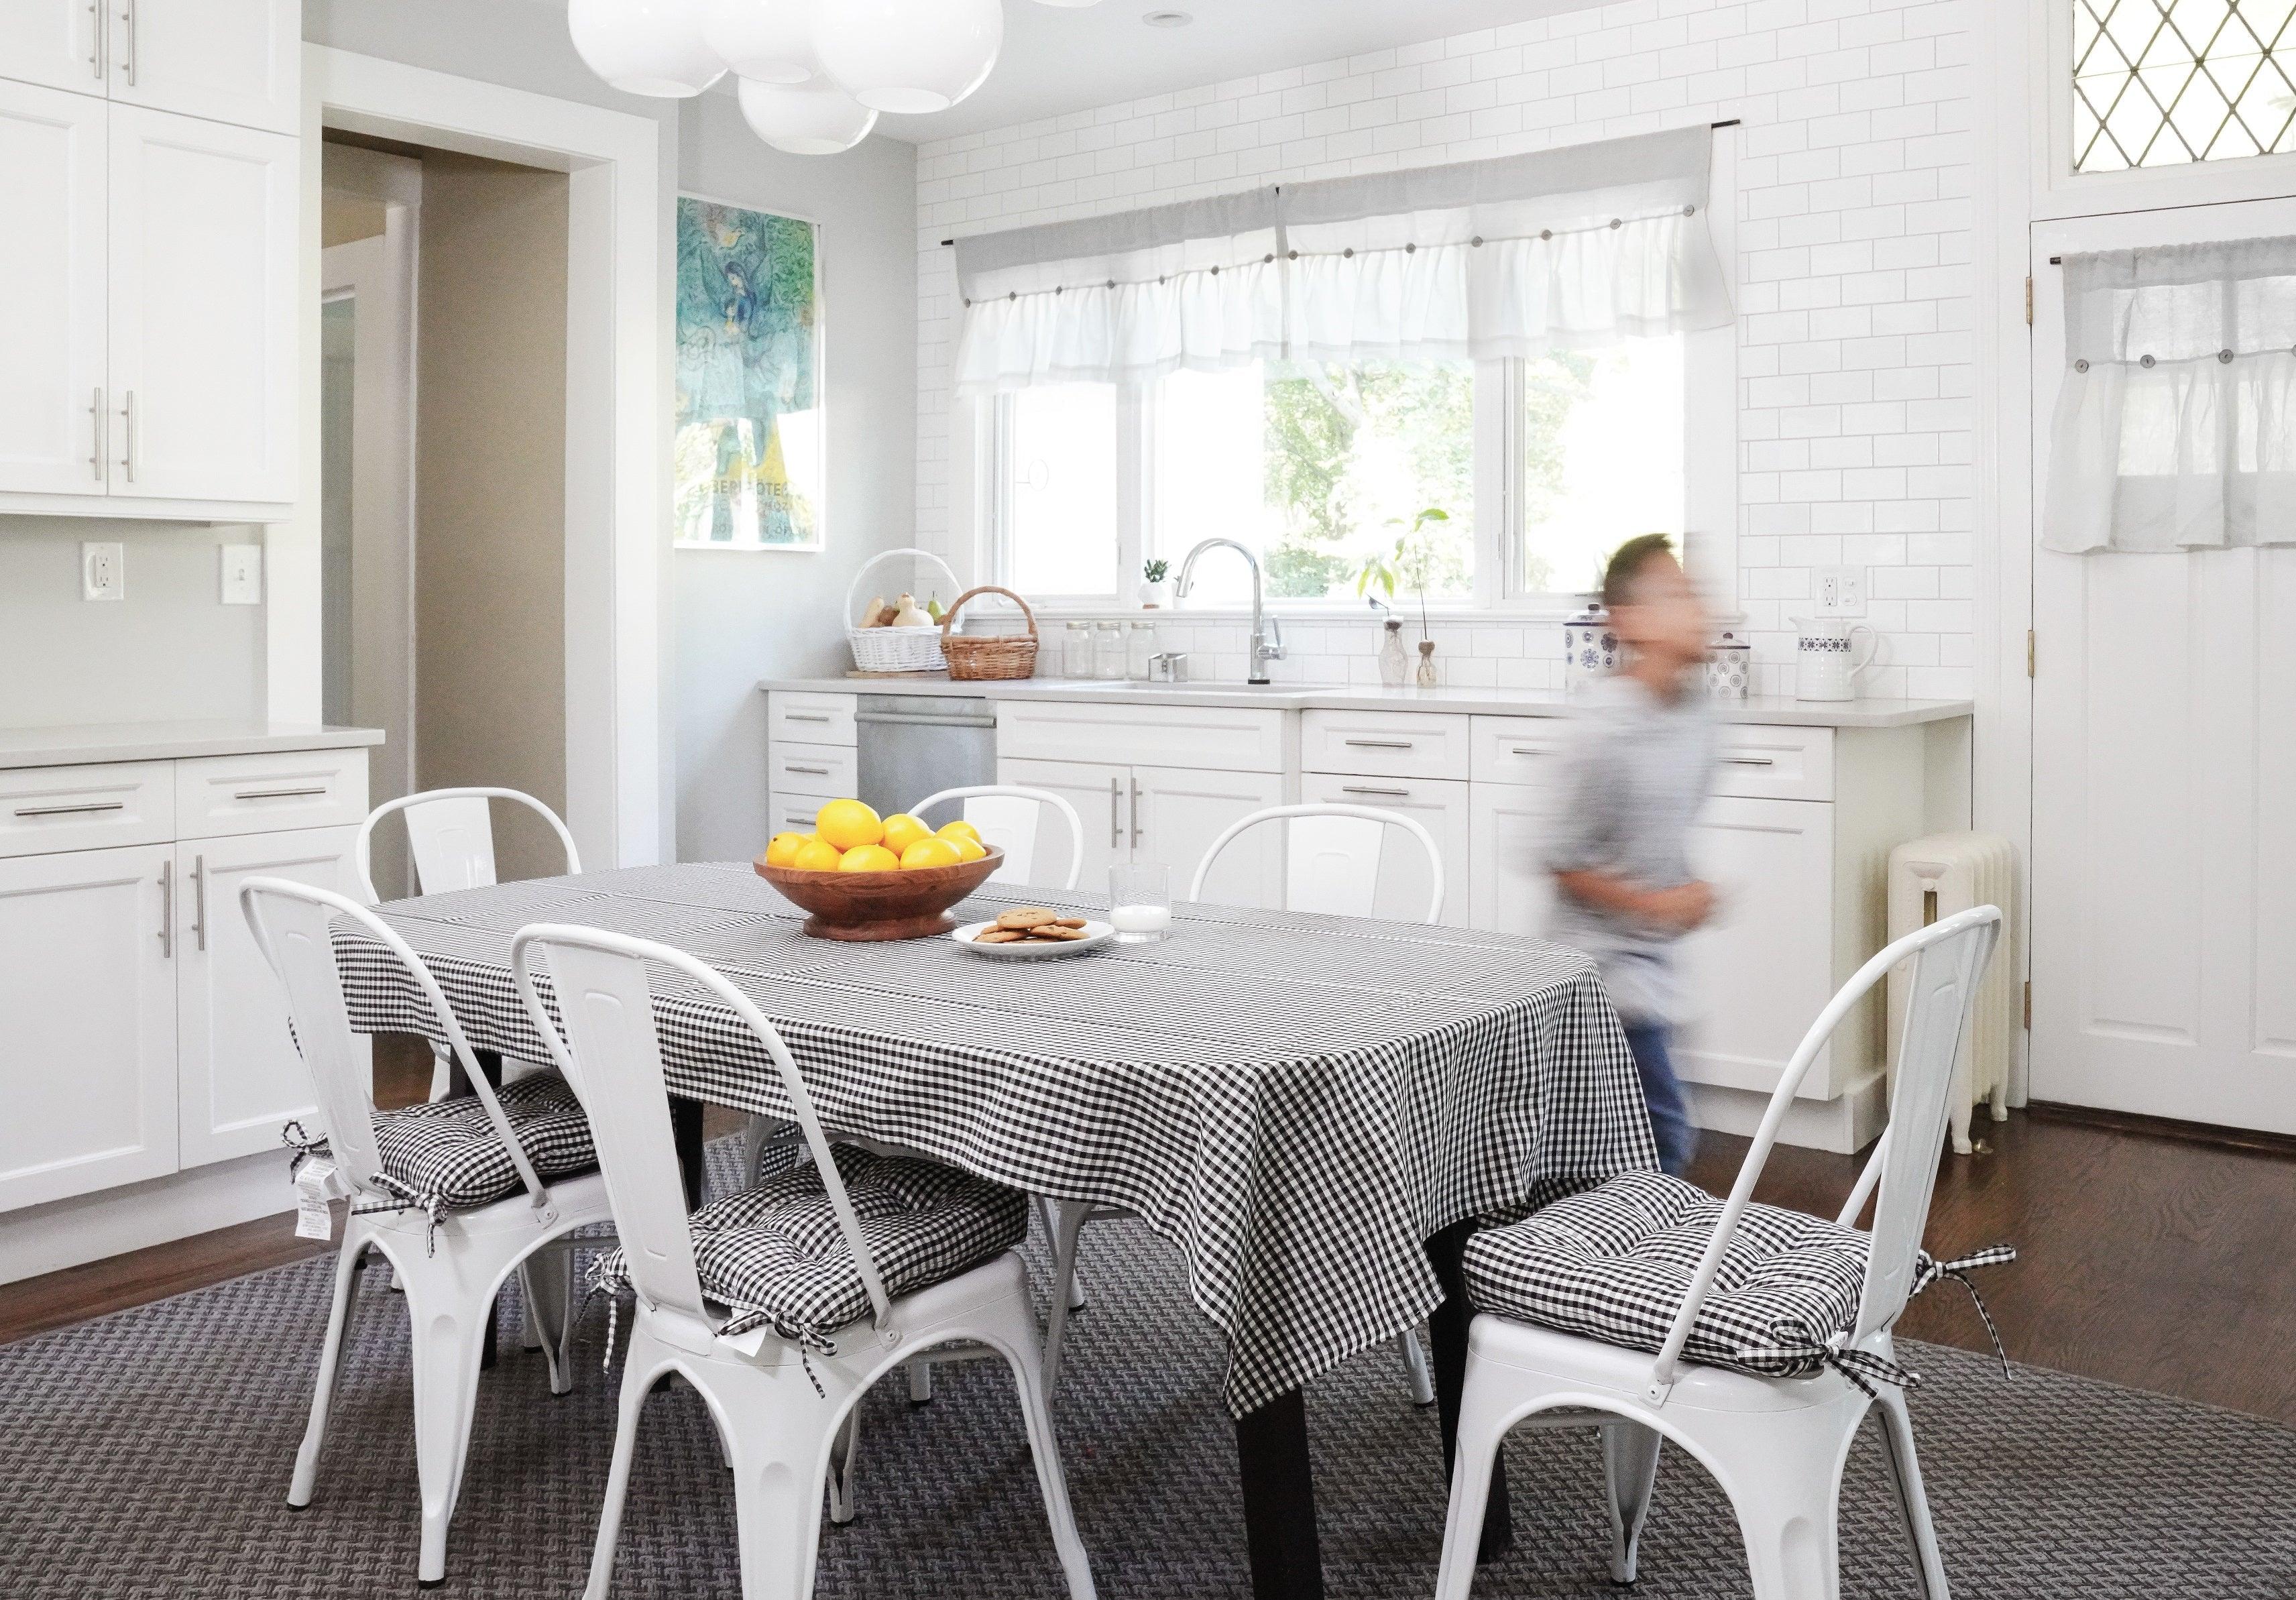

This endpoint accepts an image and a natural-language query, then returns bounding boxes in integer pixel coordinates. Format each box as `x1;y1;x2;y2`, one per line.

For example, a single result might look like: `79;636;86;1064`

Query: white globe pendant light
736;74;878;154
569;0;728;97
813;0;1003;115
704;0;819;85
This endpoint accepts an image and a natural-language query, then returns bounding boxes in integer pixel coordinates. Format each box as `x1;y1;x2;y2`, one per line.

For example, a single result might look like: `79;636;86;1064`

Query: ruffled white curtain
952;126;1732;396
2044;238;2296;553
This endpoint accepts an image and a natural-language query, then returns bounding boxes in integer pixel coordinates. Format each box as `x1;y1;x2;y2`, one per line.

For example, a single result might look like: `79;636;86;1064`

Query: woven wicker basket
846;546;962;675
939;586;1039;681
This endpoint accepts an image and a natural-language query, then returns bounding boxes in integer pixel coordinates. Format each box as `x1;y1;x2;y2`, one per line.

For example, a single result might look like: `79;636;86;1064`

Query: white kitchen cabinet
1301;709;1472;782
174;824;362;1169
0;0;103;94
1300;770;1471;926
107;0;300;135
998;697;1287;773
998;758;1125;894
1467;777;1560;937
0;78;108;497
997;756;1283;907
0;842;178;1211
107;106;296;504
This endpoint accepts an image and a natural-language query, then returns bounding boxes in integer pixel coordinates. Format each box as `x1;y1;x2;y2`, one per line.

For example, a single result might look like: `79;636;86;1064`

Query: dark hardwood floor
7;1080;2292;1428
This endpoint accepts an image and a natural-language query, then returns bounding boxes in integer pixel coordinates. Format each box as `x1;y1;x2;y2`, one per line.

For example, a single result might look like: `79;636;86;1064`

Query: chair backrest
510;924;895;1332
1188;803;1445;924
238;876;550;1209
911;784;1084;893
1648;904;2000;1390
354;787;580;903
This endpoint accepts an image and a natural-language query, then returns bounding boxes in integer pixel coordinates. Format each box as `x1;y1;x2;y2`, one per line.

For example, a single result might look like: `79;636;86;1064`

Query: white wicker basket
846;547;962;675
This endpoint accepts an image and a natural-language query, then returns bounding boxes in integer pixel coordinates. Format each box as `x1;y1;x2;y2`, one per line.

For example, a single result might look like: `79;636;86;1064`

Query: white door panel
1136;764;1285;911
1298;773;1471;926
110;0;299;134
0;0;103;94
997;758;1123;895
1467;781;1560;937
0;78;107;496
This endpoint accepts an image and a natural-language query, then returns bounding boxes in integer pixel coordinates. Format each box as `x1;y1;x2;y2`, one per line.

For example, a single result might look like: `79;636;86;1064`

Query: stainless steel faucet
1173;538;1285;685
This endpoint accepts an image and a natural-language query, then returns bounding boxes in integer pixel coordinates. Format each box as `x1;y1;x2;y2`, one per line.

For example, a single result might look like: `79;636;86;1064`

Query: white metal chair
509;923;1097;1600
240;878;614;1589
1432;904;2004;1600
911;783;1086;891
1044;802;1448;1404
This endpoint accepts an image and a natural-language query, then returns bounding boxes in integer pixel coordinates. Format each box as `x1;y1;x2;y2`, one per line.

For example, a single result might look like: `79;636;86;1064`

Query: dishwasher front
853;694;998;815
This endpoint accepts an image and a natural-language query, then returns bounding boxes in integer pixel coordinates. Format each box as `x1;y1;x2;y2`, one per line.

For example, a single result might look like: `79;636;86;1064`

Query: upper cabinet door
108;105;296;504
0;79;108;496
0;0;106;94
109;0;298;134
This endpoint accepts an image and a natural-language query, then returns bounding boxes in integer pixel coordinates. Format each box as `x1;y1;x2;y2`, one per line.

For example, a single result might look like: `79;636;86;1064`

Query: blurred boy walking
1544;534;1718;1175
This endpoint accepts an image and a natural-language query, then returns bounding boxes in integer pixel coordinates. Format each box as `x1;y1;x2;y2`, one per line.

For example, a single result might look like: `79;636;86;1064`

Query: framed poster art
673;194;824;550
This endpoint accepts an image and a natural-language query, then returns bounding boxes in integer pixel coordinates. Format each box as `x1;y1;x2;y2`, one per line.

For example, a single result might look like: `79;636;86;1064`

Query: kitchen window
2072;0;2296;173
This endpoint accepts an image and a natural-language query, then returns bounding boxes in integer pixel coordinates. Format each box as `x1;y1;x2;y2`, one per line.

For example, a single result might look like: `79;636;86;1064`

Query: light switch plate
82;541;123;602
220;544;263;605
1814;565;1866;616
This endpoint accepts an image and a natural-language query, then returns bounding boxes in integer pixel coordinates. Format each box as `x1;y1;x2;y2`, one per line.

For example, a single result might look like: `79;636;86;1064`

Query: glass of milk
1108;863;1173;943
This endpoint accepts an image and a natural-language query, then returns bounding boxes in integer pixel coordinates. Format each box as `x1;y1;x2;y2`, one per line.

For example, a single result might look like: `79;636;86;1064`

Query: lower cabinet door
175;824;365;1167
0;844;178;1212
1133;764;1285;910
996;757;1125;895
1468;781;1562;937
1299;773;1473;926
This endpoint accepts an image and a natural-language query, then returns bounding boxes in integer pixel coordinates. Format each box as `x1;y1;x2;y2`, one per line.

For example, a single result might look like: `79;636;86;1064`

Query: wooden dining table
331;860;1657;1600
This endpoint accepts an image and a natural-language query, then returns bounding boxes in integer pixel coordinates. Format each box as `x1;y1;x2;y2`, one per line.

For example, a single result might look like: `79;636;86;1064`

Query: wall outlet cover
220;544;263;606
82;542;124;602
1814;565;1866;616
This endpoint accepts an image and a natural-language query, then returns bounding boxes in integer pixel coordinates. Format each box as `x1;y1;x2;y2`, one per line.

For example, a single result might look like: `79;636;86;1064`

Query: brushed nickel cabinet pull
89;0;103;76
120;0;136;85
120;390;136;481
1343;738;1415;750
90;387;105;479
1720;754;1776;767
1109;777;1121;850
190;854;207;952
1130;777;1143;848
1341;785;1410;798
158;858;172;957
233;785;328;801
14;800;126;817
785;764;831;776
1507;746;1551;756
785;711;832;722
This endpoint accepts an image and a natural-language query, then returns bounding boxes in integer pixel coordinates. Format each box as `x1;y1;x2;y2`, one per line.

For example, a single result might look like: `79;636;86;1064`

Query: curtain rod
939;117;1743;246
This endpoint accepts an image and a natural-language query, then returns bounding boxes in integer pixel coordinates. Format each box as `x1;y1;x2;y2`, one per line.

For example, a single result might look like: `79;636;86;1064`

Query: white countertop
759;675;1971;730
0;720;386;770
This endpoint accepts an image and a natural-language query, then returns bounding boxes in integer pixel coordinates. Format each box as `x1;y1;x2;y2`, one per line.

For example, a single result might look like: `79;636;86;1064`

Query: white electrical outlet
81;542;124;602
220;544;263;605
1814;565;1866;616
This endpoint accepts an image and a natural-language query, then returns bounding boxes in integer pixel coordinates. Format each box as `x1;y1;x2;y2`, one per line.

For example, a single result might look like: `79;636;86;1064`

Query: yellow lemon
791;838;844;872
835;843;900;873
762;832;810;868
936;818;982;846
899;837;962;871
815;797;884;851
881;813;932;855
948;834;987;863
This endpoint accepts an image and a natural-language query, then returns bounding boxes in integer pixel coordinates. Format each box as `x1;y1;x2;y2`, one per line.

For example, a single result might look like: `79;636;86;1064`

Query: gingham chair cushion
368;1074;599;1213
1465;1171;1872;1379
592;1144;1027;1341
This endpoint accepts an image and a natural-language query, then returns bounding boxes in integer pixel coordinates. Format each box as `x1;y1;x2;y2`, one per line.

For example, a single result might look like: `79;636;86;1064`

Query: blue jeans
1622;1023;1697;1177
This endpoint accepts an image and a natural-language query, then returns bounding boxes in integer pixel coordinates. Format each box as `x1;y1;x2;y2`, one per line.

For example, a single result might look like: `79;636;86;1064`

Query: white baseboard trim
0;1151;294;1288
1686;1071;1888;1156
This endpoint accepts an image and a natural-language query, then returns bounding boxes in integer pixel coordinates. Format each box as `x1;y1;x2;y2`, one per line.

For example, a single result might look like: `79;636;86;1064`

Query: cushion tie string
351;1173;449;1256
1910;1243;2018;1379
721;1308;839;1397
280;1119;331;1178
1734;1320;1922;1399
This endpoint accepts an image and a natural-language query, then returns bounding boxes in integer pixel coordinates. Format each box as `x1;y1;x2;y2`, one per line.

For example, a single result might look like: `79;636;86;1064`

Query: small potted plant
1355;508;1448;688
1139;557;1171;608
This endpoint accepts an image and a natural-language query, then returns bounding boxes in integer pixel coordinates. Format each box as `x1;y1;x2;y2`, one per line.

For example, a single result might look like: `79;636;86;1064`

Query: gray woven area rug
5;1149;2294;1598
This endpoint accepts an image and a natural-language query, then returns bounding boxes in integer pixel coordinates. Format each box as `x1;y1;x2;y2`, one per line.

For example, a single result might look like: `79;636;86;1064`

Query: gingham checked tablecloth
332;862;1658;1416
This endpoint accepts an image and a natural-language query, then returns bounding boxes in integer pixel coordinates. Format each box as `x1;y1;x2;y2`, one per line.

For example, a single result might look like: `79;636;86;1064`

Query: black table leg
669;1096;707;1211
1234;1387;1322;1600
472;1048;506;1373
1426;1218;1512;1562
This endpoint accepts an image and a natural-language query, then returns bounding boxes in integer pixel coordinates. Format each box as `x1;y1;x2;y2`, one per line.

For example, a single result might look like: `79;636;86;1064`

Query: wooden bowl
752;847;1005;941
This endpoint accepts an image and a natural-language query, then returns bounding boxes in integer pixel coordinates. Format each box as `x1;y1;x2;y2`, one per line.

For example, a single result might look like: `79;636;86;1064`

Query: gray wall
673;93;918;863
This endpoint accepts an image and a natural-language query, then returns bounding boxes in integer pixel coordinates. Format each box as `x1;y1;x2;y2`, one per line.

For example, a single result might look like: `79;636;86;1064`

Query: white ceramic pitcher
1790;616;1882;701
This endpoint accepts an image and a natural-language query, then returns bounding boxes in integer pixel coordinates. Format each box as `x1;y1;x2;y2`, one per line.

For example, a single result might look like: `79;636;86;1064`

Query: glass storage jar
1127;621;1157;680
1092;620;1125;679
1060;620;1092;679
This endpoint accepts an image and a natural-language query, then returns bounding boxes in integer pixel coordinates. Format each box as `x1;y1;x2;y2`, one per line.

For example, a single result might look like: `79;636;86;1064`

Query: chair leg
584;1353;666;1600
1723;1457;1843;1600
1432;1378;1511;1600
1600;1421;1663;1585
722;1376;839;1600
1872;1386;1951;1599
1398;1326;1436;1406
908;1359;935;1405
287;1237;367;1508
982;1296;1098;1600
1043;1201;1092;1399
400;1259;502;1587
826;1405;863;1527
1036;1196;1086;1310
517;1261;545;1353
524;1245;575;1396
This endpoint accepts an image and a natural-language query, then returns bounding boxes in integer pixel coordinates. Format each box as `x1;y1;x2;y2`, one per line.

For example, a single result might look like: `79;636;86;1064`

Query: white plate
950;918;1116;958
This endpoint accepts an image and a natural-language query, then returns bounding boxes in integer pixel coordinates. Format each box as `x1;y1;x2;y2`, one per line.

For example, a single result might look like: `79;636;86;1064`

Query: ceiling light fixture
813;0;1006;115
738;74;879;154
704;0;820;86
568;0;727;97
1143;9;1192;26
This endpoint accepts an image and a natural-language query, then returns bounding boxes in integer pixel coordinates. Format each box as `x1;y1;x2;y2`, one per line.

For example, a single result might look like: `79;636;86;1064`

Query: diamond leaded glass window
2073;0;2296;171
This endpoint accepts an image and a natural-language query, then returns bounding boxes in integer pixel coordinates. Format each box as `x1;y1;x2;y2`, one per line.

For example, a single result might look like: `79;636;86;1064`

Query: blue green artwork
675;196;822;547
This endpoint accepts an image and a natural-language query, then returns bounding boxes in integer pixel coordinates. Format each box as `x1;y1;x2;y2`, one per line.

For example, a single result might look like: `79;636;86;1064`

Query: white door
0;0;104;94
107;105;296;504
175;826;365;1169
0;78;107;496
997;757;1124;894
1675;796;1839;1099
1135;763;1285;910
108;0;298;134
2030;199;2296;1134
1467;780;1560;936
1298;773;1472;927
0;844;177;1211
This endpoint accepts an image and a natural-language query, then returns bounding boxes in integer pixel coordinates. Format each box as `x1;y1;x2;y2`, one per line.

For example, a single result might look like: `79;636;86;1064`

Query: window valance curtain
952;125;1733;396
2043;238;2296;553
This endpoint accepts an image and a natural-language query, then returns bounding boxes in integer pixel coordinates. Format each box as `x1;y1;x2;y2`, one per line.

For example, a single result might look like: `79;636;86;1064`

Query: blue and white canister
1705;632;1751;701
1562;606;1621;694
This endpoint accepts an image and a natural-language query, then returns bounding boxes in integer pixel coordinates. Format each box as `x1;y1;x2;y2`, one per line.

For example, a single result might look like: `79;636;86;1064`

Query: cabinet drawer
1711;726;1833;802
1302;709;1470;781
174;749;368;838
768;691;858;747
0;762;175;858
998;699;1286;773
1298;772;1473;926
768;740;857;799
769;791;828;836
1469;715;1572;785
